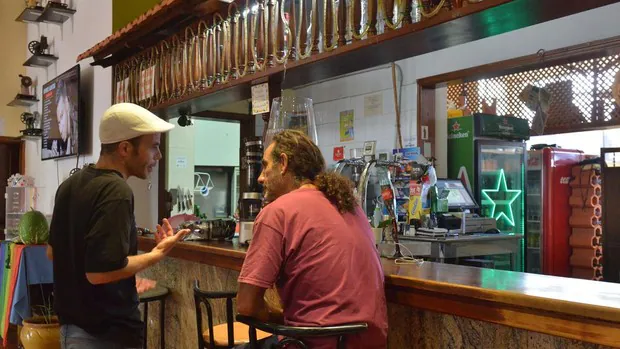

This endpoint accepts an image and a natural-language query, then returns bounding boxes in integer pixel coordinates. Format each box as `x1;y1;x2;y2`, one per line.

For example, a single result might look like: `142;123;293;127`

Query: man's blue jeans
60;325;140;349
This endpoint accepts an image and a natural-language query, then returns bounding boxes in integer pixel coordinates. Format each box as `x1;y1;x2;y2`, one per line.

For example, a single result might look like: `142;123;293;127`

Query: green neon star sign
481;169;522;227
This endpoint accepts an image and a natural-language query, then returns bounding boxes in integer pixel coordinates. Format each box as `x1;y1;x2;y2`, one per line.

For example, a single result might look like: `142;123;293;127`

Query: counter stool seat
139;285;170;349
203;322;271;347
140;285;170;301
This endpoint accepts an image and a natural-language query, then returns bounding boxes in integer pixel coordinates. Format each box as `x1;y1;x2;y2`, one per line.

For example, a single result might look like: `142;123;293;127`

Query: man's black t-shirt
49;165;143;347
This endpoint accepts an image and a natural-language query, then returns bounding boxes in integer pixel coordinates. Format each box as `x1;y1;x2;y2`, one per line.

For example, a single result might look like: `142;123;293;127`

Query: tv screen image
41;64;80;160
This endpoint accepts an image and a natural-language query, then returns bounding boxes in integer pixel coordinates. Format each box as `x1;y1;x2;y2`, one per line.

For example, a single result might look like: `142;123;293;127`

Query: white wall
295;2;620;178
194;120;240;167
23;0;113;215
294;63;418;165
527;128;620;157
0;1;27;137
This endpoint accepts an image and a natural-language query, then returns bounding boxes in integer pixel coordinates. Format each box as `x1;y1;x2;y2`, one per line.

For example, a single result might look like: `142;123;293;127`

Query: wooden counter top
138;236;620;347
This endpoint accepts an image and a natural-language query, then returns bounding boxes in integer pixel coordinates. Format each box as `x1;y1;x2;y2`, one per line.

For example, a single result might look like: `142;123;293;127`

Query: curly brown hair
271;130;357;213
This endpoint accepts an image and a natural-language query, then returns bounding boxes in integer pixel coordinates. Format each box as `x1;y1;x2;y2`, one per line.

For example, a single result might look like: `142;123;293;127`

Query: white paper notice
251;83;270;115
176;156;188;168
364;94;383;117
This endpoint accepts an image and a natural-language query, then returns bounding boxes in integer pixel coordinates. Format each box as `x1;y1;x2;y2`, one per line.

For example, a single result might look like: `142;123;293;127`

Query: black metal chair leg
337;336;346;349
143;302;149;349
160;299;166;349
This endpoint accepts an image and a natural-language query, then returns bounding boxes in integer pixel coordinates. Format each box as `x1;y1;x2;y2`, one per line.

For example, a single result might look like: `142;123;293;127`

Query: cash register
414;179;497;236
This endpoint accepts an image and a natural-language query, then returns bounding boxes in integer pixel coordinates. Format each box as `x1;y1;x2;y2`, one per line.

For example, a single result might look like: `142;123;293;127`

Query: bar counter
137;236;620;349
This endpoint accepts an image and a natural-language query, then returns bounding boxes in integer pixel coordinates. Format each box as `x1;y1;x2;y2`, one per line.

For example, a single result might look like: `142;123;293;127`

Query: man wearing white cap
47;103;190;348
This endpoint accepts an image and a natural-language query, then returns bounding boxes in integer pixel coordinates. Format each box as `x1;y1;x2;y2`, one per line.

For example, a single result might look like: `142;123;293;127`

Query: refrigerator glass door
478;142;526;271
526;150;543;274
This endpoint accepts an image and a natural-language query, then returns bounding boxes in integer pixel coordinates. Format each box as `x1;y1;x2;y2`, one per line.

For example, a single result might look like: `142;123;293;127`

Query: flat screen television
41;64;81;161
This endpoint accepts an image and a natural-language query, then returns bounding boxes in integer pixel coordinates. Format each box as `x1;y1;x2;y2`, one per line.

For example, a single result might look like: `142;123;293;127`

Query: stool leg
144;302;149;349
160;299;165;349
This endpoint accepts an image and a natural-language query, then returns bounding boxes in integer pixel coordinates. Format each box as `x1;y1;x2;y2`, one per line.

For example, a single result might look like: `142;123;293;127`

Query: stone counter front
137;237;620;349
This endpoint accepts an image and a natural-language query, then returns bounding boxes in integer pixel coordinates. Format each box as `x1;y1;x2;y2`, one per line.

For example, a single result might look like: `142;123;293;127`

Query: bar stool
194;280;271;348
139;285;170;349
236;315;368;349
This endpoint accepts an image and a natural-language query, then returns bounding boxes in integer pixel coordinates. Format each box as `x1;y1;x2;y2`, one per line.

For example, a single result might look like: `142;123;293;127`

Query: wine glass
264;97;319;146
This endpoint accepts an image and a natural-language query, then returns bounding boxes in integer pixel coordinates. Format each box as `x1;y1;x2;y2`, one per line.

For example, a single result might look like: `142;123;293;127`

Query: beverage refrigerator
526;148;585;276
448;114;529;271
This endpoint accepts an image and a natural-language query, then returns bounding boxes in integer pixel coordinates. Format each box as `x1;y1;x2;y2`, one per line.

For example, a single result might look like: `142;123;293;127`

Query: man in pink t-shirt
237;130;388;349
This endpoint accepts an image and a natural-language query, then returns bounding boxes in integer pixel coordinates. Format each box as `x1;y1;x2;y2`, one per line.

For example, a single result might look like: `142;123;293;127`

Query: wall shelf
15;6;45;23
37;3;76;24
15;3;75;25
19;129;43;139
7;94;39;108
23;54;58;68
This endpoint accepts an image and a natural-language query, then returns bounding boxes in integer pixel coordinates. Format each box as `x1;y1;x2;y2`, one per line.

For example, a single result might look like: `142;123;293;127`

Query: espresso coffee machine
239;138;264;245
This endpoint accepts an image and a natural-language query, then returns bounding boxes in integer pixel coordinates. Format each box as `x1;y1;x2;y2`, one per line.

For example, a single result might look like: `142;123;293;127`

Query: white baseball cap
99;103;174;144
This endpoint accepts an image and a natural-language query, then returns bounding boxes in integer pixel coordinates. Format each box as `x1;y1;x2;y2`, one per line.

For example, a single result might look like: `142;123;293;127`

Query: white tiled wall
294;62;418;166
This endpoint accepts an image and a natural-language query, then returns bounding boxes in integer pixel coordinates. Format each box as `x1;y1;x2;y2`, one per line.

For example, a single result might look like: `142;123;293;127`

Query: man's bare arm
86;222;189;285
237;282;271;322
86;251;163;285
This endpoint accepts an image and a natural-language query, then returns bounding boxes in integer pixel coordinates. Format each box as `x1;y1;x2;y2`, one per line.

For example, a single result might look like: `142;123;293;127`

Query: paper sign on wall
251;83;270;115
176;156;188;168
333;146;345;162
364;94;383;117
339;110;354;142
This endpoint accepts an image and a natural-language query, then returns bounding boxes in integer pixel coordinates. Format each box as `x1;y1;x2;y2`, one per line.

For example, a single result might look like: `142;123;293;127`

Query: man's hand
152;218;190;258
136;277;157;294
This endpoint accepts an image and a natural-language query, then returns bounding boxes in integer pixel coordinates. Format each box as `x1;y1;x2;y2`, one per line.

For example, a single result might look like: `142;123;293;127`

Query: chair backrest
193;280;237;349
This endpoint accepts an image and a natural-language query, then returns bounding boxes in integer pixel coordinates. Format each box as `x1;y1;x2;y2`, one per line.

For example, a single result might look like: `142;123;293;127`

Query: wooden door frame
0;137;25;174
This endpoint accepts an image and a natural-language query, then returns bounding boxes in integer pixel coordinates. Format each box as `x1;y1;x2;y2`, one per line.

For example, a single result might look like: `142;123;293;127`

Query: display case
476;140;527;271
526;148;585;277
4;187;39;241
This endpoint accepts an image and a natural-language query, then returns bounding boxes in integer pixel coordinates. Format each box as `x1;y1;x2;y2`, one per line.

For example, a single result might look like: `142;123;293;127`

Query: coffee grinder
239;138;264;245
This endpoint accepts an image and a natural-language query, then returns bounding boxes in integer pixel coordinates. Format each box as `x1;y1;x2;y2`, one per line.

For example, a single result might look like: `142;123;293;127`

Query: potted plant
20;293;60;349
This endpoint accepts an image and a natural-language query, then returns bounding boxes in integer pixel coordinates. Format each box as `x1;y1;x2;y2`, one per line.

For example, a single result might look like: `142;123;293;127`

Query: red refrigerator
526;148;585;276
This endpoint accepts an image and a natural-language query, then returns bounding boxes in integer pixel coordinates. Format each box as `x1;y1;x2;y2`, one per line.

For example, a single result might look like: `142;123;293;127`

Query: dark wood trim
418;34;620;88
83;0;222;64
0;137;25;174
19;142;25;174
417;86;436;159
239;109;256;195
158;131;169;222
0;137;22;144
